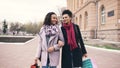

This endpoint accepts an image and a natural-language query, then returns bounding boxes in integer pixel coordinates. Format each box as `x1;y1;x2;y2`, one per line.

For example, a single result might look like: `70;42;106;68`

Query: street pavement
0;36;120;68
86;46;120;68
0;36;39;68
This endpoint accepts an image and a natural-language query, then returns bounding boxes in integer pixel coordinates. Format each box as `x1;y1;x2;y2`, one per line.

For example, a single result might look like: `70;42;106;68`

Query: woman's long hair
43;12;56;25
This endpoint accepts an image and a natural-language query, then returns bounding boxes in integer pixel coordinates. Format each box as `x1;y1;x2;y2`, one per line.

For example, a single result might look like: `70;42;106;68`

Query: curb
86;45;120;53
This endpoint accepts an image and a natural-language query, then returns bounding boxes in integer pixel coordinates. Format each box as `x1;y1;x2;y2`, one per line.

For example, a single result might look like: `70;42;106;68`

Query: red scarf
63;23;78;51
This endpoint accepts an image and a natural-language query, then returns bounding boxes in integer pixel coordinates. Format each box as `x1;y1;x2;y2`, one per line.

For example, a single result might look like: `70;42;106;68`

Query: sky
0;0;66;23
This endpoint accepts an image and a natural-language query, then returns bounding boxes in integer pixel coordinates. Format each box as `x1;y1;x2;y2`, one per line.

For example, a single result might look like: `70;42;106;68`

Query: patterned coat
35;25;64;66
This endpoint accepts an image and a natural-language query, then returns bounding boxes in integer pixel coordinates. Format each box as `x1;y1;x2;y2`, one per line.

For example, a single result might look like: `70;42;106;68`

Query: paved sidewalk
0;36;120;68
0;36;39;68
86;45;120;68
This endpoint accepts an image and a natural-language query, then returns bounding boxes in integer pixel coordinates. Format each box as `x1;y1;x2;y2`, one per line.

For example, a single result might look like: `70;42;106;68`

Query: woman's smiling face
62;14;72;24
51;14;58;25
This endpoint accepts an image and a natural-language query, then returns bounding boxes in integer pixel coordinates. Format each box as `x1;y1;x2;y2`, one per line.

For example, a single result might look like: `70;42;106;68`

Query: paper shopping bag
82;58;93;68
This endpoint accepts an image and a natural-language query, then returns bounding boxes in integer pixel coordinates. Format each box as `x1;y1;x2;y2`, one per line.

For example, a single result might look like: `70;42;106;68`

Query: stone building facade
67;0;120;42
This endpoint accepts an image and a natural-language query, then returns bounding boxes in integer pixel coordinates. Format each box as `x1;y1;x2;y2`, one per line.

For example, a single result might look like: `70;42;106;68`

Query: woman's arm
76;25;87;56
34;34;42;62
53;27;64;50
47;40;64;53
48;26;64;52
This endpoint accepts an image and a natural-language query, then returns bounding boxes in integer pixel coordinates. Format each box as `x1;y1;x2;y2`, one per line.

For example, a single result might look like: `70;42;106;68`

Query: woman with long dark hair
34;12;64;68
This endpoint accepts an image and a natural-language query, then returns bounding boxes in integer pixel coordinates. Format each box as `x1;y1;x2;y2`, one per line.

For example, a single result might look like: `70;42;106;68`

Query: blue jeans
42;56;56;68
73;67;81;68
42;66;56;68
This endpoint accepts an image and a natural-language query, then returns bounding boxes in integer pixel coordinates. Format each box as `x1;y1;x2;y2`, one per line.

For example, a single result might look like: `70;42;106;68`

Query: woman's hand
58;40;64;47
34;58;38;64
47;46;55;53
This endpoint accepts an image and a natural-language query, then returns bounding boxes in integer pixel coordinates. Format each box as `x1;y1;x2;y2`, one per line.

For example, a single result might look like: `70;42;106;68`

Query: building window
76;17;78;24
78;0;81;8
79;15;82;28
73;0;75;11
85;12;88;25
81;0;83;4
84;12;88;30
77;0;79;8
101;5;106;24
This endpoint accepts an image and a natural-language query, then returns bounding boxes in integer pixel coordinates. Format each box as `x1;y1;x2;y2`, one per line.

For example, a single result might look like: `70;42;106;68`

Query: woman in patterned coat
34;12;64;68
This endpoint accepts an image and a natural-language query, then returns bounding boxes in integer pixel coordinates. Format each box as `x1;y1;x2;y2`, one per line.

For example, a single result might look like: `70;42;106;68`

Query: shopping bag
90;58;98;68
82;58;93;68
31;63;40;68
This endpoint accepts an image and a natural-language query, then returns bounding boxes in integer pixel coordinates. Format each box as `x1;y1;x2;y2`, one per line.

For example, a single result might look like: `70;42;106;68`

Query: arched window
76;17;78;24
81;0;83;4
101;5;106;24
85;12;88;25
79;15;82;28
84;11;88;30
77;0;79;8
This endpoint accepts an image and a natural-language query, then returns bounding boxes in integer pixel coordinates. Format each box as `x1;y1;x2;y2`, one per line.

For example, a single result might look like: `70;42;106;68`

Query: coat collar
39;26;58;48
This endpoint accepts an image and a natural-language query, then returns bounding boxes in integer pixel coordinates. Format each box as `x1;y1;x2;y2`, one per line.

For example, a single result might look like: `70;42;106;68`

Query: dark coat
61;23;87;68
